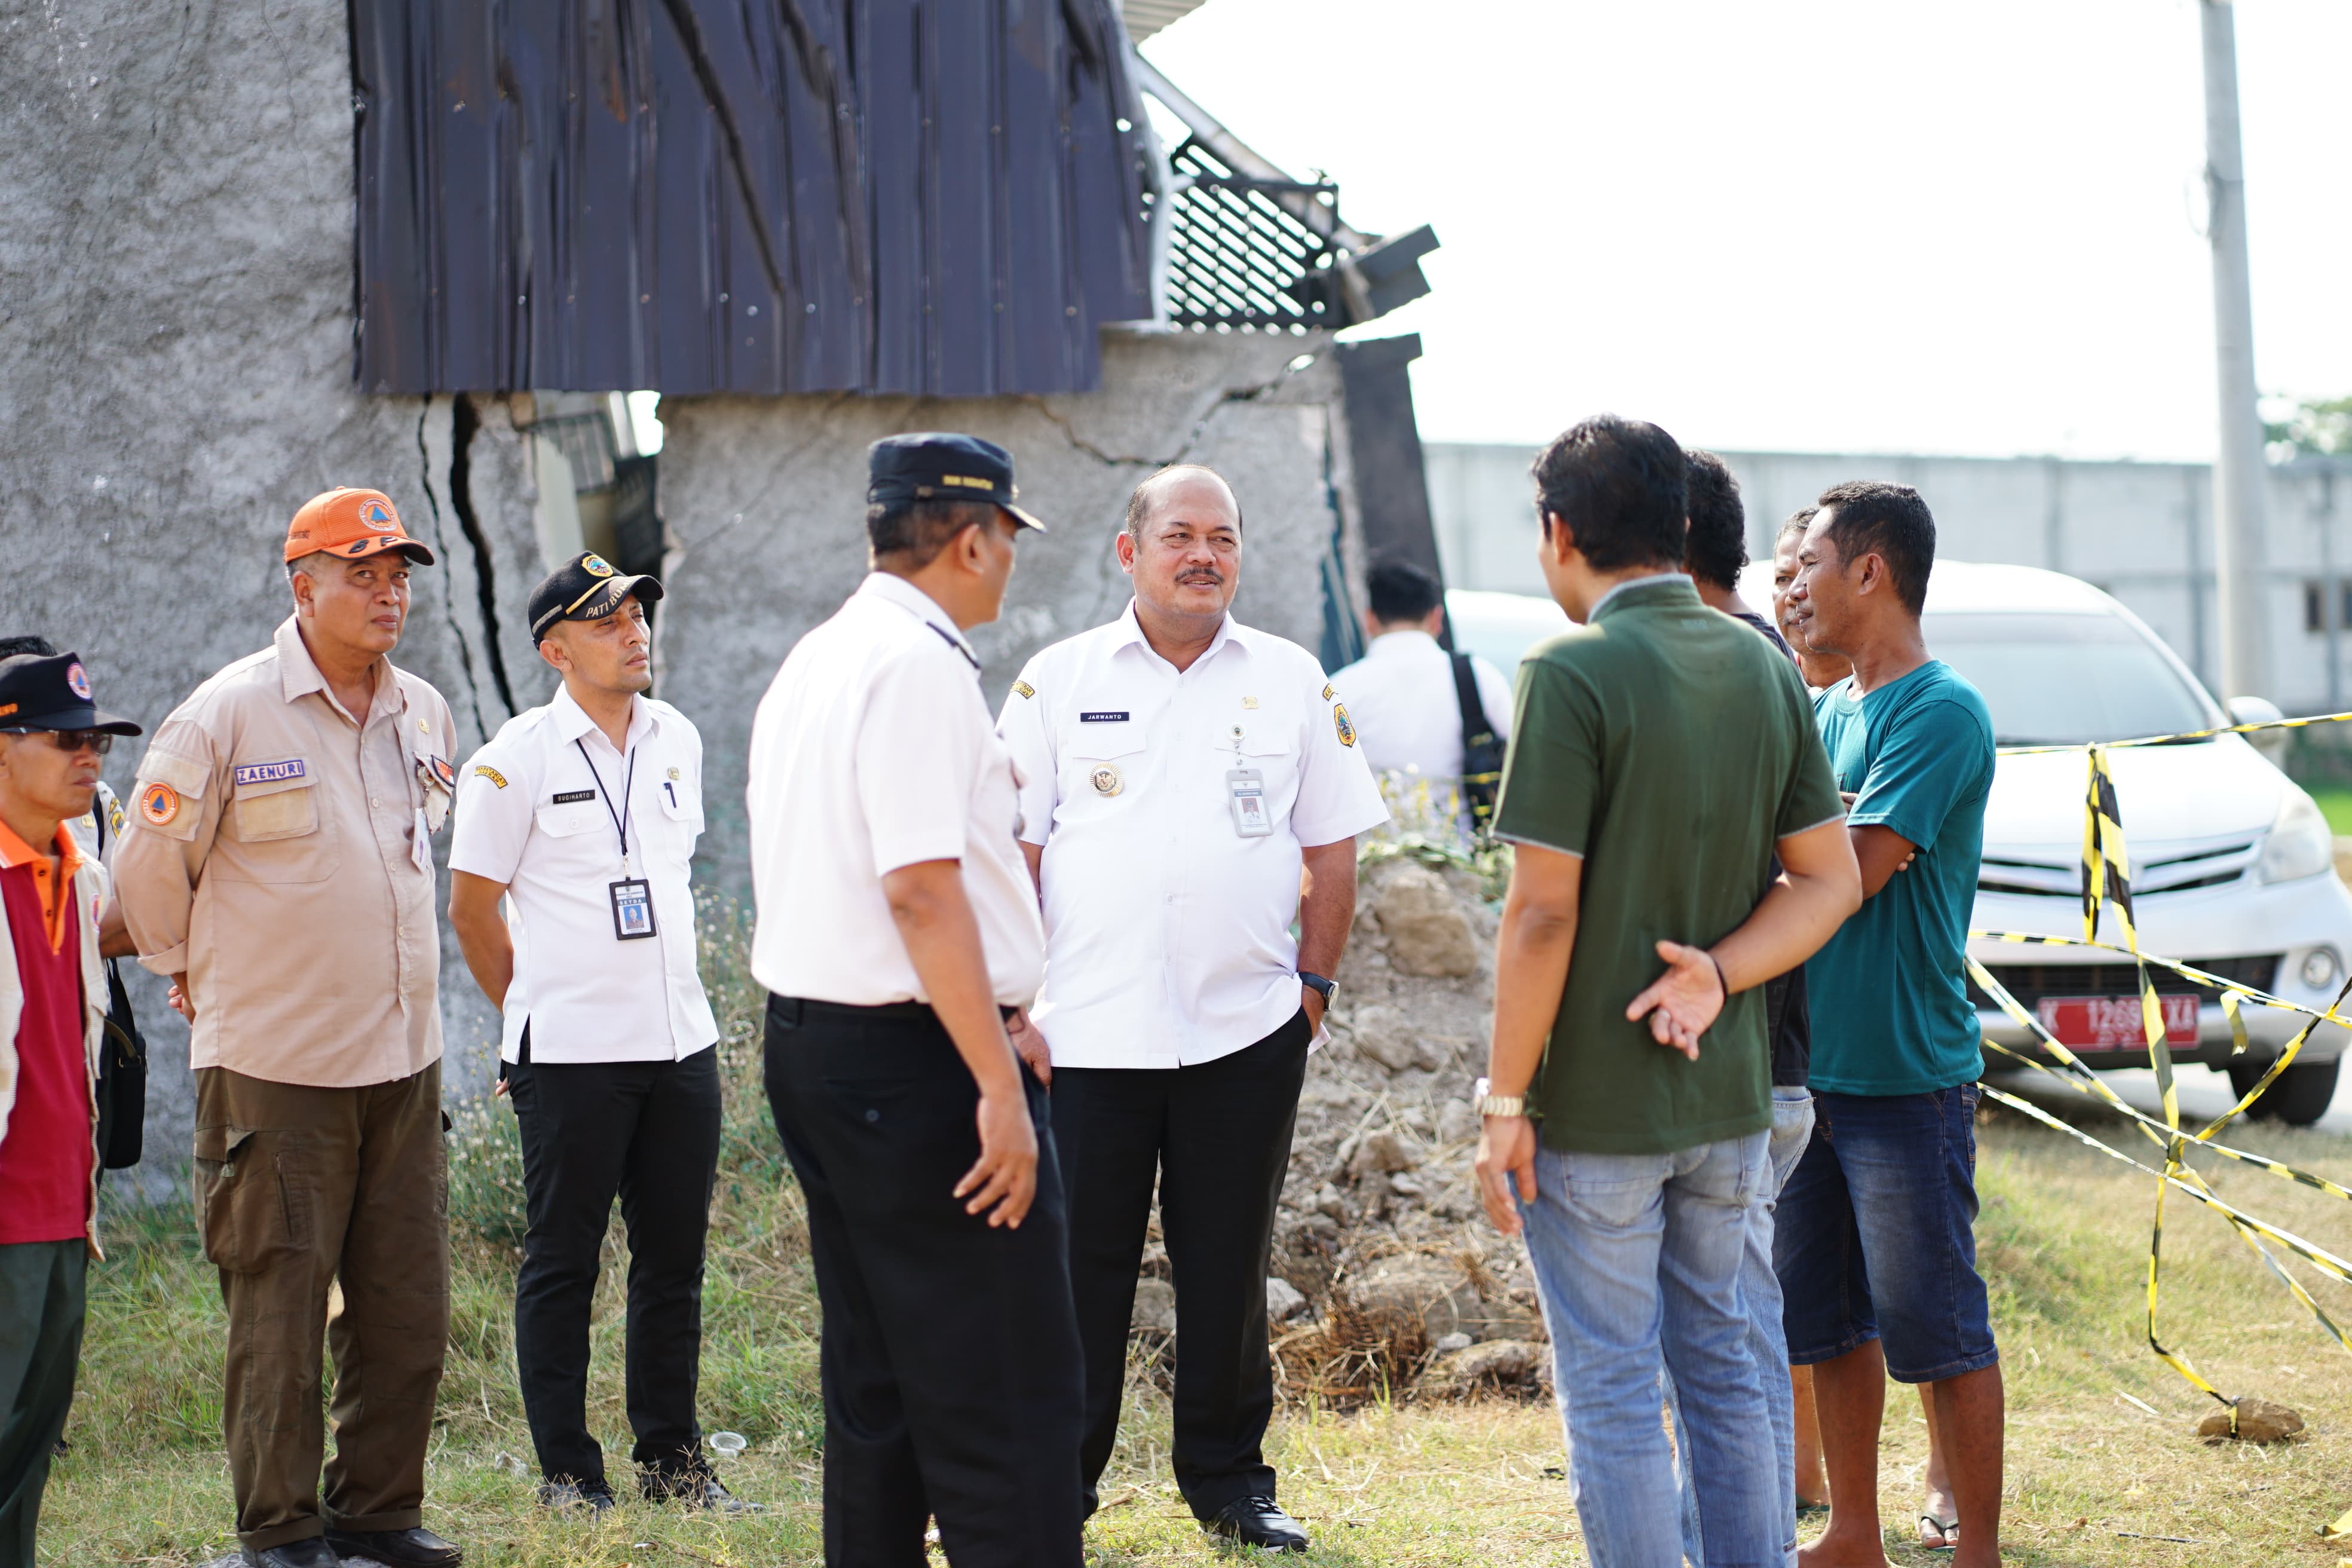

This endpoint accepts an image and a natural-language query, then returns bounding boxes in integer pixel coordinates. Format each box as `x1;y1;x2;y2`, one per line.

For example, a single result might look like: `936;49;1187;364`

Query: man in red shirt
0;651;140;1564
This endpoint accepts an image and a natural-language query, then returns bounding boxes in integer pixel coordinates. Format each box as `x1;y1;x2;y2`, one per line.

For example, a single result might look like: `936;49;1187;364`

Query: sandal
1919;1514;1959;1551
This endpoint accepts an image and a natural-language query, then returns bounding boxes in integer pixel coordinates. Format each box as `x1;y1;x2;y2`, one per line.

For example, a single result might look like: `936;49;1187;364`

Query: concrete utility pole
2201;0;2270;700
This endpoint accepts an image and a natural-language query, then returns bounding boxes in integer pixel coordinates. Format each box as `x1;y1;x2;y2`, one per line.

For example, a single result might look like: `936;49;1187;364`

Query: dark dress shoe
642;1468;765;1513
1206;1496;1309;1552
242;1540;341;1568
321;1526;463;1567
537;1478;617;1512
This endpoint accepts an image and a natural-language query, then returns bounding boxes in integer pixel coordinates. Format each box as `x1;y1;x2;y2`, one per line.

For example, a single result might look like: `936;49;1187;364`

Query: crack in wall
1022;350;1322;474
413;399;492;745
449;393;519;716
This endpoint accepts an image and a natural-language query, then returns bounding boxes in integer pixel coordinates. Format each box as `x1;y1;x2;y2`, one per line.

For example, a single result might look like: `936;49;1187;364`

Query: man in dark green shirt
1471;415;1859;1568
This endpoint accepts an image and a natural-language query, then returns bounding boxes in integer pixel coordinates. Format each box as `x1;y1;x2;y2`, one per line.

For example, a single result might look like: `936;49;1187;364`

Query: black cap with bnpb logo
866;432;1048;533
0;653;142;736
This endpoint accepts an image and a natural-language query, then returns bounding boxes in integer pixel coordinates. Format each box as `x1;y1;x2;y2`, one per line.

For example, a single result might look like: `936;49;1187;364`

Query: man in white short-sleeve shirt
745;433;1085;1568
1325;556;1512;835
446;553;745;1517
996;465;1388;1553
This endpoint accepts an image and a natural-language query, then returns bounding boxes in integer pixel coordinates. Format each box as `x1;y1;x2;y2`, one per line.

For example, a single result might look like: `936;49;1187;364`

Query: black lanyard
573;738;638;871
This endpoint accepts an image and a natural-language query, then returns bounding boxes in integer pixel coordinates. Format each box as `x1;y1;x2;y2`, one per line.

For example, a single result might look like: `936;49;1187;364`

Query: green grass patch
2307;784;2352;838
41;911;2352;1563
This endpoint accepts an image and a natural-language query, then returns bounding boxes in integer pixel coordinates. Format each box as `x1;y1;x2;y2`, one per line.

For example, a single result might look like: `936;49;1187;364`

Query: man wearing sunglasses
112;488;464;1568
0;651;140;1562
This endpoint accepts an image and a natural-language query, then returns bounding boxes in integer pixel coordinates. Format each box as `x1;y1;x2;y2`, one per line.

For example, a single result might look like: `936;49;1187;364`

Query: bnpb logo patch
65;662;92;700
359;497;393;525
139;782;180;826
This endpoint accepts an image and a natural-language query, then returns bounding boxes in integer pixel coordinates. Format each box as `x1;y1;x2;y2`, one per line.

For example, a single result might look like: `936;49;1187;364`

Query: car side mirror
2228;695;2289;762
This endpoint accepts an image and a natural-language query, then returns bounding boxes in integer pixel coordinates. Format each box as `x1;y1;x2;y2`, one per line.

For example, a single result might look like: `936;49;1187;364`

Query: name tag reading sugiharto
610;877;657;940
1227;767;1273;837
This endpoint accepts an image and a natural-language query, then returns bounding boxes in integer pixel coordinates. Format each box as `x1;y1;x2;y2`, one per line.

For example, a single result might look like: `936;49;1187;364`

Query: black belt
767;994;1016;1026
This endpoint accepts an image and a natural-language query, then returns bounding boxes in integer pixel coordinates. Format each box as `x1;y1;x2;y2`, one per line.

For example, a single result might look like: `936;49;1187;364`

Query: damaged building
0;0;1440;1163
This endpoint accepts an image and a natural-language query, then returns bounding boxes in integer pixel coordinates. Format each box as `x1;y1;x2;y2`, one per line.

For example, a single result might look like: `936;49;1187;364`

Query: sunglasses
1;727;114;757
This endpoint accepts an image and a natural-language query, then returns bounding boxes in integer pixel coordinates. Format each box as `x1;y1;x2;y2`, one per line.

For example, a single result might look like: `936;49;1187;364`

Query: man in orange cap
112;488;466;1568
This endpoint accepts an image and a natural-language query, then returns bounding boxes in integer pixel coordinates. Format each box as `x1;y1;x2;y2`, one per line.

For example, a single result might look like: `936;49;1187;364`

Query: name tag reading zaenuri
1226;768;1273;838
610;877;657;940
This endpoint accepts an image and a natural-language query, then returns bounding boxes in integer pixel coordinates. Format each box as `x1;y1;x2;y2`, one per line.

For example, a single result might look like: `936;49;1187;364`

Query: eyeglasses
1;728;114;756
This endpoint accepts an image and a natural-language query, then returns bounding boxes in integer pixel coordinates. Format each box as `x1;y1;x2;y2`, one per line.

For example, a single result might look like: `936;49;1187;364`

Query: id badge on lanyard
610;877;657;940
577;738;659;940
1227;768;1273;837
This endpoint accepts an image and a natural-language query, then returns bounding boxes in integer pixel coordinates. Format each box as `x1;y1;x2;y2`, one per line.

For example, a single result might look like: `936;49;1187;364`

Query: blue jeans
1668;1089;1817;1566
1776;1085;1997;1384
1522;1131;1778;1568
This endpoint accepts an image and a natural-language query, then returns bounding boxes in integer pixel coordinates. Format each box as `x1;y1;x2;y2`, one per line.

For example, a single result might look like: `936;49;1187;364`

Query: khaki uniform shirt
112;617;458;1088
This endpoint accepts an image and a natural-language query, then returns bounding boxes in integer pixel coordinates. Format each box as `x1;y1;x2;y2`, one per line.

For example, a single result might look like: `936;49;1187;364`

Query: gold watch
1473;1076;1526;1117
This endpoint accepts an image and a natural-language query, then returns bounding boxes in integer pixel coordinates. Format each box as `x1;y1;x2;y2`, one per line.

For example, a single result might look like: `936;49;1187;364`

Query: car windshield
1923;612;2216;746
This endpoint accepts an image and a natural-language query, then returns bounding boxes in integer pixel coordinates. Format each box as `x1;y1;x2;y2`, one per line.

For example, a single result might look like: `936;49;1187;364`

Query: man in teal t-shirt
1781;482;2005;1568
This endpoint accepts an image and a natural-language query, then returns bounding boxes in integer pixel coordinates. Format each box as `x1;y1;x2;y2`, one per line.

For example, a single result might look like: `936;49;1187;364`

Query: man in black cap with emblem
746;434;1085;1566
447;553;749;1516
0;651;139;1561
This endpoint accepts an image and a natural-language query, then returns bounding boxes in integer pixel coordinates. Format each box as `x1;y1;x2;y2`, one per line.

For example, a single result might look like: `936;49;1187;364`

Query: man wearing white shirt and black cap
996;464;1389;1552
748;433;1083;1567
446;552;749;1516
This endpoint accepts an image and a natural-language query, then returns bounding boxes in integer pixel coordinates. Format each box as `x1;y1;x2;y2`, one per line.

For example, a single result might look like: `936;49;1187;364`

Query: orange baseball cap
283;487;436;565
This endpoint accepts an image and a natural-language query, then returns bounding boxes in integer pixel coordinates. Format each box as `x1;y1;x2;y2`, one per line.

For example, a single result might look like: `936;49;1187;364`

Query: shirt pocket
1064;713;1148;806
216;762;341;884
533;800;608;840
228;763;318;841
655;775;705;844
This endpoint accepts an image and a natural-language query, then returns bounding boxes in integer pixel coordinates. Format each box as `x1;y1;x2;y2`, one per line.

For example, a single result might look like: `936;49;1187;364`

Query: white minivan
1448;565;2352;1124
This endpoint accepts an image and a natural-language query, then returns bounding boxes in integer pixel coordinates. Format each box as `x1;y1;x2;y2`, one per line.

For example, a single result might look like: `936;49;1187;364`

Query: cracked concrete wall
654;330;1364;897
0;0;544;1179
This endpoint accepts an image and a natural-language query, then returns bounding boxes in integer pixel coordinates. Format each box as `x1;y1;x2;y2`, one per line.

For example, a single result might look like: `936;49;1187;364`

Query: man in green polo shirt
1471;414;1860;1568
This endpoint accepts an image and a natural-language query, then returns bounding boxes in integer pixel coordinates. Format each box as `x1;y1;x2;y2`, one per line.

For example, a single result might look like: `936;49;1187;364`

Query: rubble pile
1133;853;1554;1404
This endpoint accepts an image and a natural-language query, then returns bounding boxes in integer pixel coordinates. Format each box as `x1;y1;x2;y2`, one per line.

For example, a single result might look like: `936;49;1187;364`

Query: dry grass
39;1042;2352;1564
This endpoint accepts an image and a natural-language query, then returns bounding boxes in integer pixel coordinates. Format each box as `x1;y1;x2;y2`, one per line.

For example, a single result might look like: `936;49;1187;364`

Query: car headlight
2257;786;2336;884
2302;947;2342;990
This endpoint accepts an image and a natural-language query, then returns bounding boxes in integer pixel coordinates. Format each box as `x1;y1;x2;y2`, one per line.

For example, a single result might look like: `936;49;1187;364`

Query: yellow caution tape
1959;710;2352;1498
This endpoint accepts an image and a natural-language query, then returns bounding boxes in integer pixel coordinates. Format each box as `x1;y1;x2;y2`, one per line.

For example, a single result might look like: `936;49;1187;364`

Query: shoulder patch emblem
474;765;509;789
1333;703;1356;748
1012;680;1036;699
139;781;180;826
1321;684;1336;702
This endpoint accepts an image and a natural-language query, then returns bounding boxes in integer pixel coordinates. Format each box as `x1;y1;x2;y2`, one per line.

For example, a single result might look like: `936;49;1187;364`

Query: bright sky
1142;0;2352;461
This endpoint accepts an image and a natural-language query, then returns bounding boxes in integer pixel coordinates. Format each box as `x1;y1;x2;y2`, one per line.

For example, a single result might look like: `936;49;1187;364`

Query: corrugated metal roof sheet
352;0;1156;398
1122;1;1211;43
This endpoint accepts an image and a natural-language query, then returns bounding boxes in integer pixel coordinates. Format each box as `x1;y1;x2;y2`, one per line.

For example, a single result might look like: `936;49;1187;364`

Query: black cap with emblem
526;552;666;645
0;653;142;736
867;432;1048;532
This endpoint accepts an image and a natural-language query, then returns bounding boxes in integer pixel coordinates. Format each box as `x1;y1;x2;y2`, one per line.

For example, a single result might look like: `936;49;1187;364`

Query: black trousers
764;994;1085;1568
509;1034;722;1489
1052;1007;1312;1521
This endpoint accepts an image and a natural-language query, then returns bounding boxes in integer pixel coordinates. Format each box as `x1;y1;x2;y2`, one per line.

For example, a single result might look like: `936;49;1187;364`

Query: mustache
1176;568;1226;585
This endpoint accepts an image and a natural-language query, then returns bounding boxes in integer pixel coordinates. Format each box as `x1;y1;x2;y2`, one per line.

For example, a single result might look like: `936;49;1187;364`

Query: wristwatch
1299;972;1338;1007
1474;1076;1526;1118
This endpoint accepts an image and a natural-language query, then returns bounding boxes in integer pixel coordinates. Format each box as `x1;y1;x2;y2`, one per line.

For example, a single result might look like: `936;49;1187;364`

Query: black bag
87;786;146;1170
94;960;146;1169
1450;651;1504;833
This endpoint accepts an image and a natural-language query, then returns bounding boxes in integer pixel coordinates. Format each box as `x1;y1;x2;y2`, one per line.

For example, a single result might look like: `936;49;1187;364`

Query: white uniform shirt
747;572;1044;1008
449;686;718;1064
1326;629;1513;787
997;602;1389;1070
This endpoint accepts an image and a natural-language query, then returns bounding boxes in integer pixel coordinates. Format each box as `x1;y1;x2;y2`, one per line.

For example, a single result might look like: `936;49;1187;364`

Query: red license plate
2035;994;2201;1048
